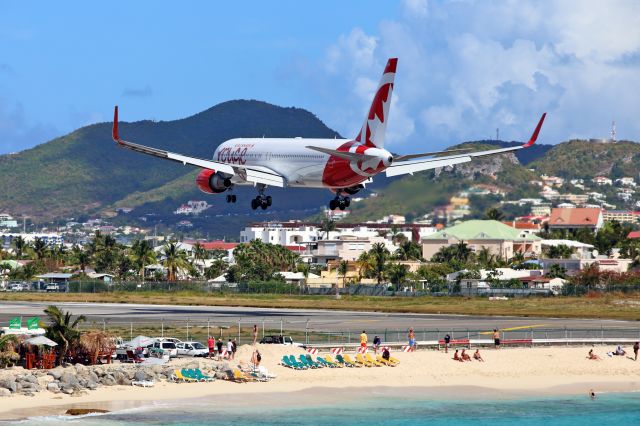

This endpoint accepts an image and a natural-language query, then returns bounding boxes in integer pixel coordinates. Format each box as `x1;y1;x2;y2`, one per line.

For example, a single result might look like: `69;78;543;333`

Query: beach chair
365;353;383;367
342;354;363;367
298;354;317;368
303;354;323;368
317;356;338;368
389;356;401;365
193;368;215;382
324;354;344;367
288;355;308;369
232;368;254;383
172;369;196;382
376;355;397;367
356;353;374;367
182;369;204;382
336;354;358;367
125;350;144;363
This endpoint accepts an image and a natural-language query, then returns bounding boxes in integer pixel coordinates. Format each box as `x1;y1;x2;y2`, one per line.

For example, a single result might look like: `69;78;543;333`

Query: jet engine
196;169;232;194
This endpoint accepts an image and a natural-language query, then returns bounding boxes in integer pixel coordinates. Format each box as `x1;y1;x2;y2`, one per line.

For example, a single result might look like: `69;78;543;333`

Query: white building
0;233;64;247
0;214;18;228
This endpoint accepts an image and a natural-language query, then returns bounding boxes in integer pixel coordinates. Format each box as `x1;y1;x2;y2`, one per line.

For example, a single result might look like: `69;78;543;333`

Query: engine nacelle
196;169;232;194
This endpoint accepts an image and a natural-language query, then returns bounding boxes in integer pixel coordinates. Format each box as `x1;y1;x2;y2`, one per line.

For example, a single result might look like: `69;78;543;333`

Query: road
1;301;638;338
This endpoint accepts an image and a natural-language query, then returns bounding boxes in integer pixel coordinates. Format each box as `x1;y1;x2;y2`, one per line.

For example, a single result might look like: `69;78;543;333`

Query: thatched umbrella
80;331;114;365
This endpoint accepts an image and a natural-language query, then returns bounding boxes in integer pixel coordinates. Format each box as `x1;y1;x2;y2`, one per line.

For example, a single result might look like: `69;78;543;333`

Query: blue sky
1;0;640;154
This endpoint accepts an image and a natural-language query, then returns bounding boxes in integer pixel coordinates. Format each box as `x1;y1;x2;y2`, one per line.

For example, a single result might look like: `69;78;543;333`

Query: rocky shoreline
0;360;229;398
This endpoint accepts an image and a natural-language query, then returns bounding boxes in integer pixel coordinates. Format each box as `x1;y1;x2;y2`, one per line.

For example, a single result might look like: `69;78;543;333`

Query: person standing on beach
373;335;381;354
633;342;639;361
408;328;416;352
253;324;258;345
493;329;501;349
360;330;368;348
227;339;234;360
216;338;223;360
207;336;215;359
232;338;238;359
444;334;451;353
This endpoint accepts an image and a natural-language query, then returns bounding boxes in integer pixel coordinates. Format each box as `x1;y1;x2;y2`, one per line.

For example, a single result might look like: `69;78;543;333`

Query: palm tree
510;251;525;264
193;242;208;272
337;260;349;295
72;245;91;274
162;242;189;281
357;251;375;281
130;240;156;280
395;241;423;261
477;247;496;267
371;243;390;284
32;237;47;260
485;208;505;221
386;262;409;290
547;264;567;279
12;236;26;259
44;305;86;365
320;218;336;240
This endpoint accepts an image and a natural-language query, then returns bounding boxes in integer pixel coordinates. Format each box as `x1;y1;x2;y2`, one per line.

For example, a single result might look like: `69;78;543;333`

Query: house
530;203;552;217
593;176;613;186
421;220;542;261
615;177;636;187
275;271;320;286
502;221;541;235
548;208;604;231
541;239;594;259
87;272;114;283
603;210;638;224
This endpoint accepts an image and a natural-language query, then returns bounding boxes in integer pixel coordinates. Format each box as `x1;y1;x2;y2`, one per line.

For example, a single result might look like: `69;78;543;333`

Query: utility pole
496;128;499;141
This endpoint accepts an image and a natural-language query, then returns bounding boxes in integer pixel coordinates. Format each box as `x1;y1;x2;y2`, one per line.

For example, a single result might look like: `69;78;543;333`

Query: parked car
8;282;26;292
176;341;209;357
259;335;300;346
149;339;178;358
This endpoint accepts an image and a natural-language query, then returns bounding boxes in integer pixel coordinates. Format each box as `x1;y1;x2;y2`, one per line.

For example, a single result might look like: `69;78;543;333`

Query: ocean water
5;392;640;425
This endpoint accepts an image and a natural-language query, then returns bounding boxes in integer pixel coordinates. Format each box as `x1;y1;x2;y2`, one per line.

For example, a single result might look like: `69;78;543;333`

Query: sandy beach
1;344;639;420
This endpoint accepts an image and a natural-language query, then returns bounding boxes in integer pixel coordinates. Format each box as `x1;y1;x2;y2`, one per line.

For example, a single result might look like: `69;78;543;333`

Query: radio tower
611;120;616;142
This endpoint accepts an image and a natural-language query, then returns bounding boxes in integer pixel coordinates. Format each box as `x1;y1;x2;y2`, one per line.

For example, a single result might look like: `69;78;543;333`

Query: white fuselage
213;138;392;189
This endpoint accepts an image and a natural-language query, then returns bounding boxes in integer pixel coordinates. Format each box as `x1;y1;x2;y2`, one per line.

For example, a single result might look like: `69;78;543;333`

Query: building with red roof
548;208;603;231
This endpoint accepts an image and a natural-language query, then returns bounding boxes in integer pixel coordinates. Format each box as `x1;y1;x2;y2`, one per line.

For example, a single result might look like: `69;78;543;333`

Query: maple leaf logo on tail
355;58;397;149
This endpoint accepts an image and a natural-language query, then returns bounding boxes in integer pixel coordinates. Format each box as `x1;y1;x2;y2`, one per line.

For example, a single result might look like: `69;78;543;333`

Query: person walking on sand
493;329;501;349
253;324;258;345
360;330;368;348
408;328;416;352
633;342;639;361
207;336;215;359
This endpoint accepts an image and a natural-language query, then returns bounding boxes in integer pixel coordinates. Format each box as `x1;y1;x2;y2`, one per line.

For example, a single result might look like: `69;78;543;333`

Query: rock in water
65;408;109;416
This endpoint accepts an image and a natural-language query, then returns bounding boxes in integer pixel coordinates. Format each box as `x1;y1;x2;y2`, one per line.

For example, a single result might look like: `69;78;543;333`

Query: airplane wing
386;113;546;177
111;106;285;187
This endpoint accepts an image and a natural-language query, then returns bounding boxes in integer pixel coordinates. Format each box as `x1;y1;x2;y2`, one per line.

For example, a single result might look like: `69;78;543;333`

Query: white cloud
310;0;640;149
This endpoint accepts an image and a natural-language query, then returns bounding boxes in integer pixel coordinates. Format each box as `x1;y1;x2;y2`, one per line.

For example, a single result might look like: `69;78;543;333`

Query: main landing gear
329;195;350;211
250;184;272;210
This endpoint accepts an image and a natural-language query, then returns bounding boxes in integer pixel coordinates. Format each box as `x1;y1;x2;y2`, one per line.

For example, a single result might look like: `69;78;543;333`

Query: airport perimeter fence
41;318;640;349
16;280;640;297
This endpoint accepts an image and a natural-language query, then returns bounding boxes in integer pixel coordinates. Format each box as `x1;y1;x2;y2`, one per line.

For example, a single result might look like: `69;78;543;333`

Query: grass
2;291;640;321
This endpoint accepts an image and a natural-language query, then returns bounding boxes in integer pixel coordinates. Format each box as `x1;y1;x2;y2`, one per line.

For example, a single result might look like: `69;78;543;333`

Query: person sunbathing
587;349;601;360
452;349;464;362
461;349;471;361
473;349;484;362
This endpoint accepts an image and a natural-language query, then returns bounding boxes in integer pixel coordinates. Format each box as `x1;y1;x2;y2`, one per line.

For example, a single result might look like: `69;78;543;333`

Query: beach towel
131;380;155;387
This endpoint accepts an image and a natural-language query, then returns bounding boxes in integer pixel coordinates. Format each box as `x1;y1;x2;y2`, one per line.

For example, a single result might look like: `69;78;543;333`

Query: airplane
112;58;546;211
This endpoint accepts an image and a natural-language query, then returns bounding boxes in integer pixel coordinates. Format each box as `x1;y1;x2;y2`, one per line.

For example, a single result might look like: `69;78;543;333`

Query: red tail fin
355;58;397;148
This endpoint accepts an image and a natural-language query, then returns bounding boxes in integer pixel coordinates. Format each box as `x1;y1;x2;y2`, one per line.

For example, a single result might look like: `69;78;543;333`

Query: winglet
112;106;121;143
522;112;546;148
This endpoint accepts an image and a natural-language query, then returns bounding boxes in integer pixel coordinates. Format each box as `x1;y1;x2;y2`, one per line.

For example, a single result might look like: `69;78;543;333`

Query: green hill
0;100;341;221
528;139;640;179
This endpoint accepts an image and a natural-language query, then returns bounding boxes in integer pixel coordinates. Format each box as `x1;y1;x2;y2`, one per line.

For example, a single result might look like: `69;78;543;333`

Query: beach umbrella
128;335;154;347
26;336;58;347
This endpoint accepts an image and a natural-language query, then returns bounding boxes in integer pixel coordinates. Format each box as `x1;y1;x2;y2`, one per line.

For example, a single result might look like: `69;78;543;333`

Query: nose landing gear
225;194;237;203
